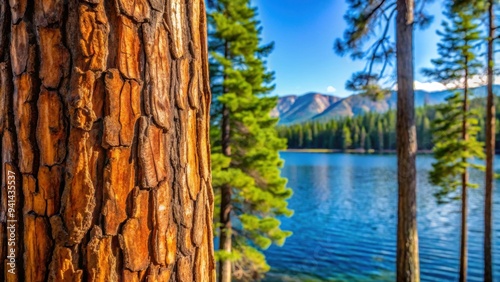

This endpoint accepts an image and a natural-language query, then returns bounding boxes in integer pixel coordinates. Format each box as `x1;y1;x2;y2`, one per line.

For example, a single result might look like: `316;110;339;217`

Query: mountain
271;92;341;124
273;85;500;125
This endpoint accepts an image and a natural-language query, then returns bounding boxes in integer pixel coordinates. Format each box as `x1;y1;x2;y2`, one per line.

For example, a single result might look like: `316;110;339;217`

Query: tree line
278;109;427;151
278;97;500;152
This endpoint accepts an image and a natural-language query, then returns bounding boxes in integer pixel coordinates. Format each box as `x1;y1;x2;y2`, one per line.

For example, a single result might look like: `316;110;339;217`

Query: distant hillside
270;92;341;124
273;85;500;125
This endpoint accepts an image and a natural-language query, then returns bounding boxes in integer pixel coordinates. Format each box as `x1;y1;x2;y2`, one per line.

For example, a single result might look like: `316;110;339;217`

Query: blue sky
252;0;451;97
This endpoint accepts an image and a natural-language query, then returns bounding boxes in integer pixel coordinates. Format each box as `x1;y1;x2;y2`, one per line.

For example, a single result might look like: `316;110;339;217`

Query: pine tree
335;0;436;277
366;135;373;151
305;125;313;148
208;1;293;281
361;127;368;150
298;126;303;148
423;5;484;281
377;120;385;151
353;124;361;148
341;125;353;150
484;1;496;279
421;117;431;149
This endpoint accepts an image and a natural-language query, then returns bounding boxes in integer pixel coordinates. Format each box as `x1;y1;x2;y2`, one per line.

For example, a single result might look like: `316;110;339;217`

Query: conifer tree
342;125;353;150
421;117;431;149
452;1;500;279
361;127;368;150
423;6;484;281
208;1;293;281
305;126;313;148
353;125;361;148
484;1;496;279
377;120;385;151
336;1;436;277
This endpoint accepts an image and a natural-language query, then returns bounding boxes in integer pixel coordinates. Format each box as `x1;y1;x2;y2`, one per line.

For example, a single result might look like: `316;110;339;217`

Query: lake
263;152;500;282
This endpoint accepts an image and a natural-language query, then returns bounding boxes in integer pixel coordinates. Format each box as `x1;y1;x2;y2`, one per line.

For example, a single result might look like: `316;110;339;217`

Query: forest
278;97;500;151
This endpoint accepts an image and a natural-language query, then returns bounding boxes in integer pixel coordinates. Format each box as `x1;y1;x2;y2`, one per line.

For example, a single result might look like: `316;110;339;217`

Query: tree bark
484;1;495;280
0;1;215;281
396;0;420;281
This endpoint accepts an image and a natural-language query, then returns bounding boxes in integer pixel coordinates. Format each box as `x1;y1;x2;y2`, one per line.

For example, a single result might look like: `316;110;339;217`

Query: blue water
264;152;500;282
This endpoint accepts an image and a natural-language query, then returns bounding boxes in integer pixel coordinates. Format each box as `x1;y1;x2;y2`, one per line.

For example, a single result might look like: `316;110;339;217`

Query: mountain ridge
273;85;500;125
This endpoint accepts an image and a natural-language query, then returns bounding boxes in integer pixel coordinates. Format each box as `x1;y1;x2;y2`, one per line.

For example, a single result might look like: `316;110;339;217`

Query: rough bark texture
0;1;215;281
484;1;495;280
396;0;420;281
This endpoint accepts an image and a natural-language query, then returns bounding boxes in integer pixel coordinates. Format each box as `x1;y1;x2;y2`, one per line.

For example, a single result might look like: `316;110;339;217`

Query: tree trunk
396;0;420;281
0;1;215;281
218;105;232;282
484;1;495;280
218;37;232;282
218;178;232;282
460;172;468;282
460;64;470;282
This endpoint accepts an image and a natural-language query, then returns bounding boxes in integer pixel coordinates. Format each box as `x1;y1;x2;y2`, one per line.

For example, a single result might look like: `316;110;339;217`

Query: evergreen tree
297;126;304;148
366;134;372;151
341;125;353;150
377;120;384;151
305;125;313;148
353;125;361;148
208;1;293;281
417;114;424;146
335;0;437;277
484;1;496;279
423;5;484;281
421;117;431;149
361;126;368;150
453;1;498;279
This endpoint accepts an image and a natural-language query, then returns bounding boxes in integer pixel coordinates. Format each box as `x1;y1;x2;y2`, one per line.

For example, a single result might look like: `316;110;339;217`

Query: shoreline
283;148;434;154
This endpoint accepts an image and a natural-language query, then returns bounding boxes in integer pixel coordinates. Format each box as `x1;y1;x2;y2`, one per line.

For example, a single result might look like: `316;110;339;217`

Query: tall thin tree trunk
484;1;495;280
396;0;420;281
460;173;468;282
460;65;470;282
218;39;232;282
218;104;232;282
0;1;215;281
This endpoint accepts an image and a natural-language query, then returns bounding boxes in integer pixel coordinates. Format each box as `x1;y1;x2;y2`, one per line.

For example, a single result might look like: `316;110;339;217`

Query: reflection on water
264;153;500;282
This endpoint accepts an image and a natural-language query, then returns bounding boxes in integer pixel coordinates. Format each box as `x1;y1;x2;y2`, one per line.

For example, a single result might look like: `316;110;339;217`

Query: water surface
264;152;500;281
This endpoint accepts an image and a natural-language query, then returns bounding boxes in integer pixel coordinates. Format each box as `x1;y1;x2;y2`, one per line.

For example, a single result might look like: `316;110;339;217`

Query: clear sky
252;0;451;97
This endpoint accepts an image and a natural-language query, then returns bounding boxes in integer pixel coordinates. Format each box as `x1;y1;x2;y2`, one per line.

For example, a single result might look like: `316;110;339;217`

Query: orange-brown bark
0;0;215;281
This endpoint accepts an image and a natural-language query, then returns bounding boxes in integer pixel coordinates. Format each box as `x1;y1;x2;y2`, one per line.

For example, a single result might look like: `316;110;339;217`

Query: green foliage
208;0;293;279
341;125;353;150
335;0;432;92
231;245;270;281
422;9;483;85
430;93;485;202
423;5;485;203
